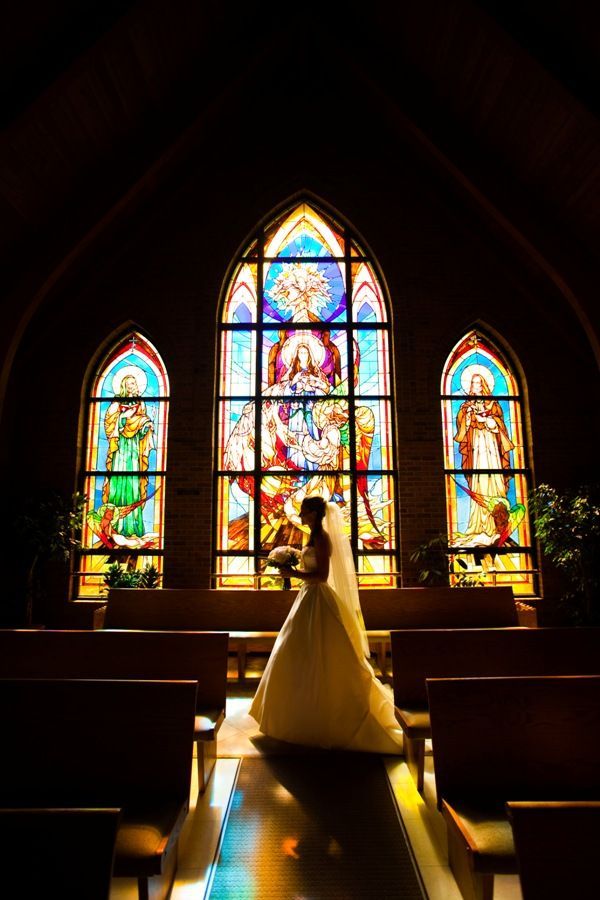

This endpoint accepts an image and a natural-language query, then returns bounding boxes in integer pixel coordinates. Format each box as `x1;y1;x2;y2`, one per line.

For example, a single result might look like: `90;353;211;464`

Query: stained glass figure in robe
442;330;532;593
218;202;396;575
454;367;514;542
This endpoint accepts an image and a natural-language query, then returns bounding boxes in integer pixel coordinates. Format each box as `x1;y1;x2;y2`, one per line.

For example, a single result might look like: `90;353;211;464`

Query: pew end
0;807;121;900
0;678;198;900
427;675;600;900
391;627;600;793
0;628;228;796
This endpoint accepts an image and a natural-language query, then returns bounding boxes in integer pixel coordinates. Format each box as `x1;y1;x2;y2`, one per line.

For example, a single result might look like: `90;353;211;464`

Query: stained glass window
215;202;398;588
77;333;169;596
441;331;536;596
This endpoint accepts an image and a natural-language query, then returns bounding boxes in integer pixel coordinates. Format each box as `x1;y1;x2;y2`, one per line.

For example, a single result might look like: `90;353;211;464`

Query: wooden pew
99;585;517;678
391;626;600;792
0;808;121;900
426;675;600;900
0;678;197;900
362;586;518;675
0;628;228;794
101;587;296;680
506;801;600;900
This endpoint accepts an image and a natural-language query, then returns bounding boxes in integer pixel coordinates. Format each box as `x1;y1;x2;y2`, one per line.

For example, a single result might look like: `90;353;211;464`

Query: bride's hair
302;495;326;545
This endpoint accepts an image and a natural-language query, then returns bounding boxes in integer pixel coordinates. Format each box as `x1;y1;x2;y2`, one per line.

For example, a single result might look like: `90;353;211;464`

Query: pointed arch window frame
214;200;400;588
75;330;169;598
441;329;538;597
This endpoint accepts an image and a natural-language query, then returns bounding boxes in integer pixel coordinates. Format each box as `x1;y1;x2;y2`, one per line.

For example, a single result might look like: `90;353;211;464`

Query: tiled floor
110;680;523;899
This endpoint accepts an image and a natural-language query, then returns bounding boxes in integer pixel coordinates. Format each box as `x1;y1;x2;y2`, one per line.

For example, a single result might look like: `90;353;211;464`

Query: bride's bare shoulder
314;529;332;556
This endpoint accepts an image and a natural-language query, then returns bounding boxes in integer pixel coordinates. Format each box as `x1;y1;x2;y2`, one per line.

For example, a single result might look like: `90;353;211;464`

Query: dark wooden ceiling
1;0;598;354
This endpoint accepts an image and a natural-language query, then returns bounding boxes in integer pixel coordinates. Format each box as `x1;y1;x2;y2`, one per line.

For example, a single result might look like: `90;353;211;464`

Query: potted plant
410;533;489;587
103;562;161;591
529;482;600;625
12;490;85;625
409;533;450;586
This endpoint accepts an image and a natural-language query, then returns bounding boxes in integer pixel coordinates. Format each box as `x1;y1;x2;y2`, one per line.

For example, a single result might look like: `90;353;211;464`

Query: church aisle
208;753;425;899
110;691;523;899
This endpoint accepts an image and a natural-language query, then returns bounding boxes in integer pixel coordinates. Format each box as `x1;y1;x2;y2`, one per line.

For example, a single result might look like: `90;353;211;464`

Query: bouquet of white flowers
266;545;301;570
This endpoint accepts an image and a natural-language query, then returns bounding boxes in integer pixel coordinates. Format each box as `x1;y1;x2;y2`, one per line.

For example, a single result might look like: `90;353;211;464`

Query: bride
249;496;403;754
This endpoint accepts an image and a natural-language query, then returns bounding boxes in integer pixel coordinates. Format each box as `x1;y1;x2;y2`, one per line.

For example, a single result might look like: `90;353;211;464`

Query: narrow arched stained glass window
77;332;169;596
215;201;398;588
441;330;537;596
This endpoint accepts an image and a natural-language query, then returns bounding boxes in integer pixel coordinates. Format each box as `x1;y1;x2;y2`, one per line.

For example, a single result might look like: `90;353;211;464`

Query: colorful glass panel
260;399;351;472
352;262;387;323
219;330;256;396
79;333;168;597
222;263;258;323
263;260;347;323
82;474;165;550
354;400;394;470
357;555;395;588
354;330;390;396
91;333;168;398
86;399;168;472
357;475;396;551
259;475;353;552
216;476;254;552
216;202;397;587
218;400;255;472
261;328;348;392
264;203;345;258
441;330;535;596
214;556;256;589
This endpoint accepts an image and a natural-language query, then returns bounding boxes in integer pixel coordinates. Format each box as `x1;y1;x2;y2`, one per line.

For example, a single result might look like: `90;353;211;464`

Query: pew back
392;626;600;708
0;628;228;712
103;585;517;631
0;678;197;806
427;675;600;808
507;801;600;900
360;586;518;629
103;588;297;631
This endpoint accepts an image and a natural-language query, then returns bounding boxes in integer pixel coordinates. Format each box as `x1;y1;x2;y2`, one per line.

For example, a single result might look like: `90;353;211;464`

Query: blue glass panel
263;261;346;323
96;351;163;399
354;330;390;395
219;400;255;472
220;330;256;396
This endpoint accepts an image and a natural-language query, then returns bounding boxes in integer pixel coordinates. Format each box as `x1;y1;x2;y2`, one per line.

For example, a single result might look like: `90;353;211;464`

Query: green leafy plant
410;534;488;587
529;483;600;624
102;562;161;591
452;557;486;587
14;490;85;624
410;534;450;586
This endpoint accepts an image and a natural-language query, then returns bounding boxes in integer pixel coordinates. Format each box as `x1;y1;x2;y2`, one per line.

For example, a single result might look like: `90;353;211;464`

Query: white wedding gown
249;547;404;754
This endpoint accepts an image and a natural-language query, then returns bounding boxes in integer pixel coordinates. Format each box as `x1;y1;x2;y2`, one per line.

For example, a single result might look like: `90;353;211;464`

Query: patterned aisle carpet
208;753;426;899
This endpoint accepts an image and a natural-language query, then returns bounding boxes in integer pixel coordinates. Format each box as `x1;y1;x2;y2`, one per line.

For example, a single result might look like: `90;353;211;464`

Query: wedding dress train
249;546;404;754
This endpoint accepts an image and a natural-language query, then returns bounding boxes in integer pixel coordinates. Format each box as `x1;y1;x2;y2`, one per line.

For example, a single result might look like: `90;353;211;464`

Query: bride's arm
280;532;331;583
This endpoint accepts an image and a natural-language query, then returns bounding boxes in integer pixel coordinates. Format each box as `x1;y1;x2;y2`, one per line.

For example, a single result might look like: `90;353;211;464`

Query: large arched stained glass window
77;332;169;596
215;201;397;588
441;330;536;596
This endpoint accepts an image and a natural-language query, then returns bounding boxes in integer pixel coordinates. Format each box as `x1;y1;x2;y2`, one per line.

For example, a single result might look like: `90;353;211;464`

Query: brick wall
2;136;597;620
